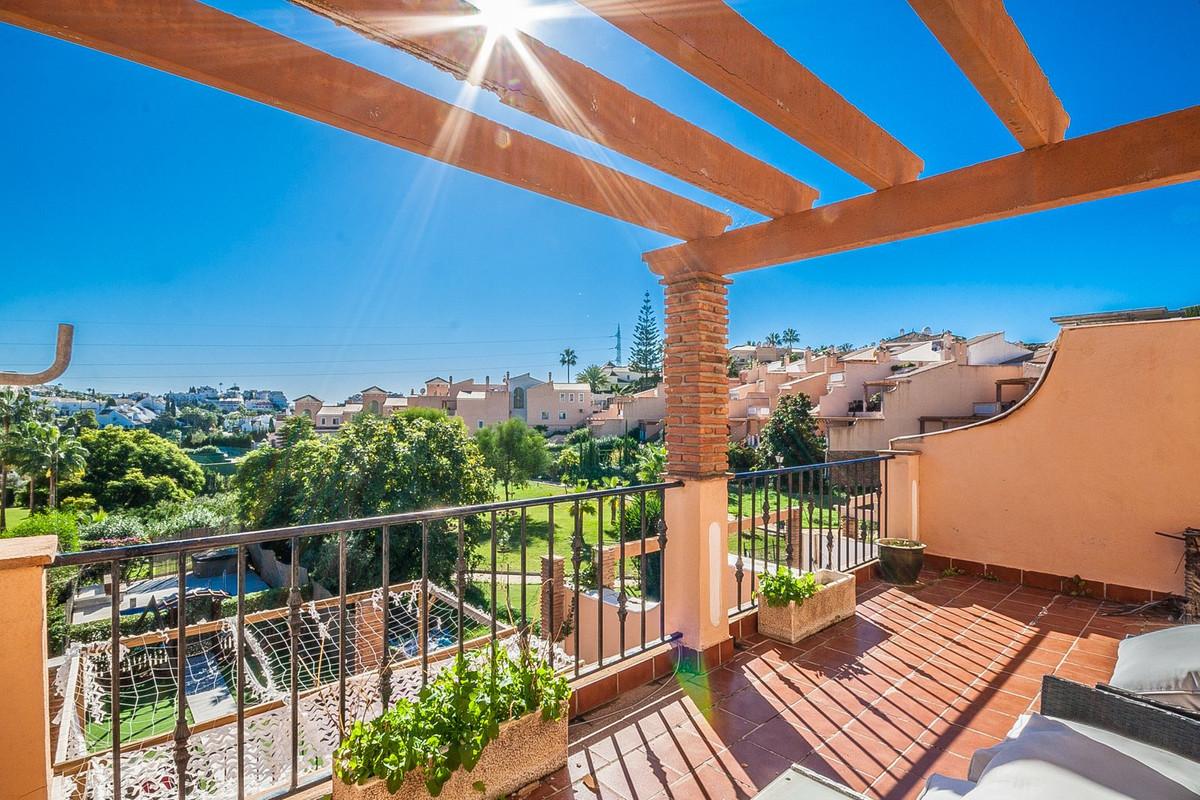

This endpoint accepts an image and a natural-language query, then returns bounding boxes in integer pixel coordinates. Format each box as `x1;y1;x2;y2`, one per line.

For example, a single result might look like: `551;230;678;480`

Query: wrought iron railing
727;455;890;615
47;481;680;800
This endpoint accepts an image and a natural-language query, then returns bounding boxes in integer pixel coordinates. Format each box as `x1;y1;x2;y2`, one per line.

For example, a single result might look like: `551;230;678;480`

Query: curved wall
891;318;1200;594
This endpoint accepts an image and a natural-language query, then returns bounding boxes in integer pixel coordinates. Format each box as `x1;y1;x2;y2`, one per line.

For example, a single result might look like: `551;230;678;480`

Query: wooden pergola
4;0;1197;658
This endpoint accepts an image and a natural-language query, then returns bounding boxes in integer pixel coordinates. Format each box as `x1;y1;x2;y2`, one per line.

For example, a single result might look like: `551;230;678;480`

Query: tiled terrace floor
526;572;1175;800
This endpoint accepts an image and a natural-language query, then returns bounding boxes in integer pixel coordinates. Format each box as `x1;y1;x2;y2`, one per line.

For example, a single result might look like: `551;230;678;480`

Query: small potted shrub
877;538;926;585
756;567;855;644
332;639;570;800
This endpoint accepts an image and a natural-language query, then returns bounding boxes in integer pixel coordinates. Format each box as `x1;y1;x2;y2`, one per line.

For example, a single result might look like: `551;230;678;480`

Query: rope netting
53;585;565;800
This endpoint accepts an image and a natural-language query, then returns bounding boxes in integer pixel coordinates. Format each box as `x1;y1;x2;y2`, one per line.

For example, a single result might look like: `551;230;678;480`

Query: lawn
2;506;30;529
471;482;652;573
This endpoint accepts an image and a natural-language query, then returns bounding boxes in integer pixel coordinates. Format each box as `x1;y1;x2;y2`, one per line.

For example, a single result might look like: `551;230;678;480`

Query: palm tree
782;328;800;349
764;332;782;347
0;388;33;530
25;424;88;509
578;364;610;393
559;348;578;381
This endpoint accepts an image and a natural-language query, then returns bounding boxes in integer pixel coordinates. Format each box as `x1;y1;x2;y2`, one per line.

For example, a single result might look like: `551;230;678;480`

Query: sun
473;0;534;38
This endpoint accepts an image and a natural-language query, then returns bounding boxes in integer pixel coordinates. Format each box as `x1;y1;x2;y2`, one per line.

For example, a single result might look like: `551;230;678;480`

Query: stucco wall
829;361;1025;451
891;318;1200;594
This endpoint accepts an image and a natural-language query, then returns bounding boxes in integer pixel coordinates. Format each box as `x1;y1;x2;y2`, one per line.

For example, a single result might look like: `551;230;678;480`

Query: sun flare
473;0;534;38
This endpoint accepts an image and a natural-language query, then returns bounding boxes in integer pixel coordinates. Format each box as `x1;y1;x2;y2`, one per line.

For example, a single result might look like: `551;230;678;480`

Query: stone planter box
756;569;855;644
332;706;568;800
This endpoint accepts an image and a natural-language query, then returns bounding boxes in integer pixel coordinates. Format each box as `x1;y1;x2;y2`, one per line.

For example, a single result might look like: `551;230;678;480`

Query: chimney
940;332;955;361
548;371;553;383
485;375;490;389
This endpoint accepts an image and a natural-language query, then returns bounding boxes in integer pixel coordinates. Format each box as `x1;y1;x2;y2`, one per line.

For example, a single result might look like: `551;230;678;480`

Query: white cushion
965;714;1197;800
916;775;976;799
1110;626;1200;712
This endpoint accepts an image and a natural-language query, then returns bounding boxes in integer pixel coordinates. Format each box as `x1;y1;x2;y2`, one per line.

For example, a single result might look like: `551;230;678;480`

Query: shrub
80;514;147;543
5;511;80;553
759;567;822;608
333;645;569;795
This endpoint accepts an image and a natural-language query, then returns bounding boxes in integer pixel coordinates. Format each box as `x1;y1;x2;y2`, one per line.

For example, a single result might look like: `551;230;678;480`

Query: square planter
756;569;855;644
332;706;568;800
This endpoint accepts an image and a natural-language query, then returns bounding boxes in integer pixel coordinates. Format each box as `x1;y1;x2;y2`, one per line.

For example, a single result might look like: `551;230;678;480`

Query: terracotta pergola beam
0;0;730;240
291;0;817;218
644;106;1200;275
909;0;1068;148
575;0;922;189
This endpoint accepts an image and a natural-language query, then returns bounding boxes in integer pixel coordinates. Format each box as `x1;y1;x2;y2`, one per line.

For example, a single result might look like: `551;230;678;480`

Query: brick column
663;272;732;479
660;271;734;667
0;535;57;800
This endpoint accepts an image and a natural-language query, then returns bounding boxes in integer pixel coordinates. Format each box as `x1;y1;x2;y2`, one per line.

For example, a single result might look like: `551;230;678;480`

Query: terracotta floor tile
594;746;682;800
710;738;794;792
662;761;754;800
799;750;878;793
742;712;824;762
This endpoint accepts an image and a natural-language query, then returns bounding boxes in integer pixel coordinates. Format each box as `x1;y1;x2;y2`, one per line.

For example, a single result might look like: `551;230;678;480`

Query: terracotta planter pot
877;538;926;585
757;569;856;644
332;706;568;800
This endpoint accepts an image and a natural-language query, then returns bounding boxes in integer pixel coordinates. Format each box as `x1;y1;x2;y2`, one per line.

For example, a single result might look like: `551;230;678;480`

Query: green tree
65;427;205;511
765;332;782;347
177;405;219;432
559;348;577;382
577;364;610;394
475;419;550;502
231;412;494;590
21;423;88;509
0;388;35;530
629;291;662;375
634;442;666;484
757;394;824;468
782;328;800;349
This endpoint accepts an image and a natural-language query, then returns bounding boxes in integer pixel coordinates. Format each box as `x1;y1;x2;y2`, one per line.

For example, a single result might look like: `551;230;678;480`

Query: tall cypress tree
629;291;663;375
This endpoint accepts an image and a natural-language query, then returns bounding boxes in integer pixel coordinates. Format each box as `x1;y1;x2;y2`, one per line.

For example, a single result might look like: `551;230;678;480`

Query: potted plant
877;538;926;585
332;639;570;800
756;567;855;644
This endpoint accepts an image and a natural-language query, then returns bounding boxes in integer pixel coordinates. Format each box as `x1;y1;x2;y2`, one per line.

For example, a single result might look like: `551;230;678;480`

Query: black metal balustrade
48;481;679;800
728;456;891;615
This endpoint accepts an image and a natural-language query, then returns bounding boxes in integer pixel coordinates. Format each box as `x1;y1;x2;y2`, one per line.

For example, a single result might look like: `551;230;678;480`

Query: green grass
1;506;30;529
473;482;638;573
86;694;190;750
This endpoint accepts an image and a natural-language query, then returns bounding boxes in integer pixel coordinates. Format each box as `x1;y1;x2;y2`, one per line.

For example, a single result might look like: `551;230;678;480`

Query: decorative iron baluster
749;480;757;602
490;511;498;660
288;535;301;789
379;526;391;710
519;507;528;631
596;496;604;667
656;486;668;638
807;498;816;572
572;500;583;677
638;493;646;649
735;482;745;609
617;493;627;658
110;559;121;799
236;545;246;799
456;518;466;659
421;520;430;688
547;504;555;643
173;551;190;800
337;532;347;735
786;472;795;569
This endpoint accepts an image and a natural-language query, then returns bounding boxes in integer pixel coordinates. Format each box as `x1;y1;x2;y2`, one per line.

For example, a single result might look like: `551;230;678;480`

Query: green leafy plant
759;567;822;608
940;567;965;578
333;644;570;795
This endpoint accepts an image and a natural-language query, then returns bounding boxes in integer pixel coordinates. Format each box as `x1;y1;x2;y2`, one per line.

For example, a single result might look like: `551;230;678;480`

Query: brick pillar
0;535;56;800
660;272;734;665
539;555;568;641
662;272;732;480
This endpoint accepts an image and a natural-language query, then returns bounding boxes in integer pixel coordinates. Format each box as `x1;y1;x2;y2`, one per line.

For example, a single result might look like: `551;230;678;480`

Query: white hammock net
53;584;566;800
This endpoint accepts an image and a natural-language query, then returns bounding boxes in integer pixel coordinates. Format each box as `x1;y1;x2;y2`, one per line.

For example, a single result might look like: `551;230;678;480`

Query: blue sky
1;0;1197;400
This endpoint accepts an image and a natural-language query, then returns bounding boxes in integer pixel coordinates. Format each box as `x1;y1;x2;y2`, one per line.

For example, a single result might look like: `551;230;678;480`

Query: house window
568;393;575;402
541;411;549;420
477;420;484;430
370;400;380;414
558;412;567;420
512;387;525;409
320;417;326;425
333;418;340;426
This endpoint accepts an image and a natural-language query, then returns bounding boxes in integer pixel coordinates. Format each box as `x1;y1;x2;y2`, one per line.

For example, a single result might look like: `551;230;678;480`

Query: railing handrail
730;454;892;480
51;479;683;567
